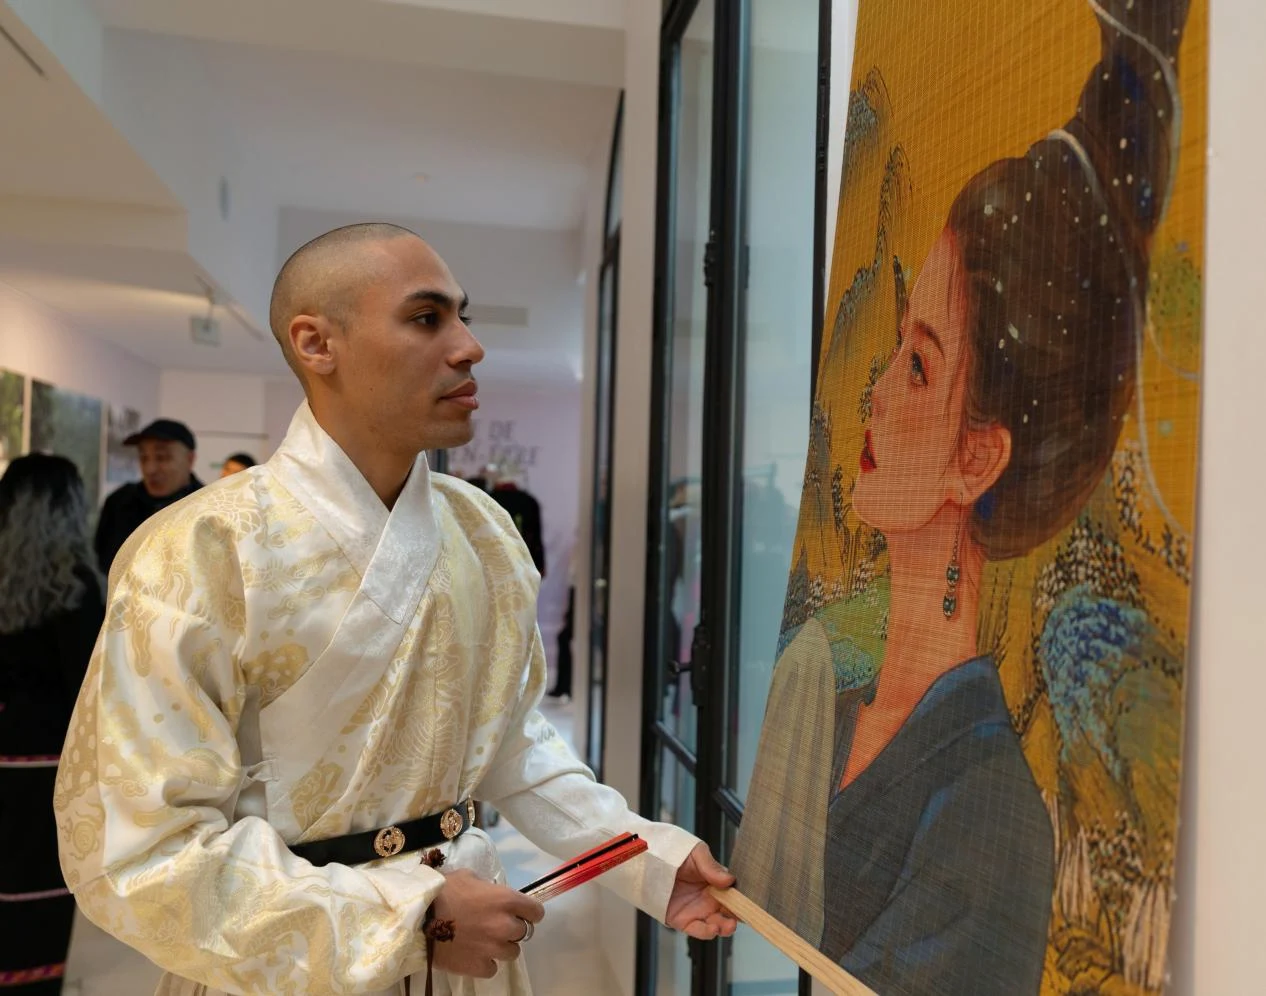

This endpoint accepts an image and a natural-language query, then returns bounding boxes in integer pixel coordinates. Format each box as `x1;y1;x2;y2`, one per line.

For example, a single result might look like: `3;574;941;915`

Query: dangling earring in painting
943;517;962;620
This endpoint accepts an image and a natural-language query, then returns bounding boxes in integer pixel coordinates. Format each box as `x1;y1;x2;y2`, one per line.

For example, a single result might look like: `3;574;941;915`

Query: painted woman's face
854;230;974;535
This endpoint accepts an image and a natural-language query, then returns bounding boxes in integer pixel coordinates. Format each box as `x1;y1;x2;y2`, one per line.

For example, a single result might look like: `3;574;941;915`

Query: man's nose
454;324;485;367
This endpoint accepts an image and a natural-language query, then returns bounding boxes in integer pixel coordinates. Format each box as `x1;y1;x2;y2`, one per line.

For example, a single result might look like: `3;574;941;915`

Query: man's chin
424;423;476;452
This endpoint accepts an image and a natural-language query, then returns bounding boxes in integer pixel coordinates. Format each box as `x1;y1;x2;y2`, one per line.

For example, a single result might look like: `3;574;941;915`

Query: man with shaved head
57;224;734;995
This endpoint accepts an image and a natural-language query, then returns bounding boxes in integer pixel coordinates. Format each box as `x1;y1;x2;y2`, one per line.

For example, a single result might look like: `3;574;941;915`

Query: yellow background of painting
813;2;1206;696
801;0;1206;990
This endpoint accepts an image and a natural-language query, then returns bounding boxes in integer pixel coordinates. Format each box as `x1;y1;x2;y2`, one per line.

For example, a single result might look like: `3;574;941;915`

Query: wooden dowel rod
708;886;876;996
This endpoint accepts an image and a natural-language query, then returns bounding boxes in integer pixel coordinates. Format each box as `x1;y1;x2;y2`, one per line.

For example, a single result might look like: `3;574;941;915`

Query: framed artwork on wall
105;404;143;490
0;369;25;477
733;1;1207;993
29;380;103;511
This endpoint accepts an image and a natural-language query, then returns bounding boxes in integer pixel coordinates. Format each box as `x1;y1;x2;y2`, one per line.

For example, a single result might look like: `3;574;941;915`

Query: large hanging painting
30;381;103;511
105;404;143;490
732;1;1205;994
0;369;25;477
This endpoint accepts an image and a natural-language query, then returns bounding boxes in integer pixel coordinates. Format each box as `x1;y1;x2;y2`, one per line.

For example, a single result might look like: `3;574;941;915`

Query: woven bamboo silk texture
732;1;1207;994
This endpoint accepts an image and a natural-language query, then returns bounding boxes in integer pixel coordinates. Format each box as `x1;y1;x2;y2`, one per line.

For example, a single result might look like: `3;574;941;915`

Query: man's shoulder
432;474;537;570
115;474;267;567
432;473;512;525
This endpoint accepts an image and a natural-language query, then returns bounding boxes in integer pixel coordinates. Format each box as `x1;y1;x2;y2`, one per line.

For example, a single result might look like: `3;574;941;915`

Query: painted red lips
860;430;878;472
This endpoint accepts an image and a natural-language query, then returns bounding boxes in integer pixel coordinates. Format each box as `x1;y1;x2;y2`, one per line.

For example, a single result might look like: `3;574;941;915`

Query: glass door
587;96;623;778
640;1;714;992
642;1;827;994
718;1;822;992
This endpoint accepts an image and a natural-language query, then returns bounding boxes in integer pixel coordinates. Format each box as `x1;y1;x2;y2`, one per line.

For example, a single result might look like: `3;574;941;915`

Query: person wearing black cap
93;418;203;572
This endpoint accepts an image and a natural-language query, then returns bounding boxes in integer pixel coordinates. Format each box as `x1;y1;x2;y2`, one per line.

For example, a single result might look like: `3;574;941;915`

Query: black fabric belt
289;800;476;868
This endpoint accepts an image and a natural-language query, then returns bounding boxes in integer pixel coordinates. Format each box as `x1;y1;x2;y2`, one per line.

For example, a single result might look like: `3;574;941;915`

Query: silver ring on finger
517;917;535;943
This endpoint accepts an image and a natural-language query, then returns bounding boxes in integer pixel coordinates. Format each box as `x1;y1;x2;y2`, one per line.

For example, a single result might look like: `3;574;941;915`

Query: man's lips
441;382;479;409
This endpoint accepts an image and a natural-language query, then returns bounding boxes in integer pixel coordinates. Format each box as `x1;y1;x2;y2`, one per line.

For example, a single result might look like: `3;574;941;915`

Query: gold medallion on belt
373;826;406;858
440;807;464;840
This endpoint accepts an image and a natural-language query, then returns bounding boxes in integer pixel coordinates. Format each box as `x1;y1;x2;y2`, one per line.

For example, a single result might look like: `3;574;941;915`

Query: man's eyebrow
400;289;469;311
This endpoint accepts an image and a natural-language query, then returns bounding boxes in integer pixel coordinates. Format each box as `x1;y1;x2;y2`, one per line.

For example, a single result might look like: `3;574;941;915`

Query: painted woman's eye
910;351;927;386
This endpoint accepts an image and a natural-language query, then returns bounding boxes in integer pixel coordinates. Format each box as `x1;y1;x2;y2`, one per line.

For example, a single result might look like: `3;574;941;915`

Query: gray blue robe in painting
822;657;1054;995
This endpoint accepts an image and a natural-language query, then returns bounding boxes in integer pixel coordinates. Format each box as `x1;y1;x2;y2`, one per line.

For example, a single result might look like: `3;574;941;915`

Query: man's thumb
692;844;736;887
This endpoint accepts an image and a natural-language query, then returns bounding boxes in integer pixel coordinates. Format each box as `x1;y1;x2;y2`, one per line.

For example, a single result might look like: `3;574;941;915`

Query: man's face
326;237;486;455
138;439;195;497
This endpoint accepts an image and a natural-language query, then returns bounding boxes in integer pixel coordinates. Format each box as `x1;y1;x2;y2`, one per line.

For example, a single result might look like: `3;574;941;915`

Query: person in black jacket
94;419;203;573
0;454;105;993
466;468;546;577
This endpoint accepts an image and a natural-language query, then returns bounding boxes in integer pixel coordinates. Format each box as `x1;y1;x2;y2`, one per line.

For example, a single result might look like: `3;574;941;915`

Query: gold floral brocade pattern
52;455;557;993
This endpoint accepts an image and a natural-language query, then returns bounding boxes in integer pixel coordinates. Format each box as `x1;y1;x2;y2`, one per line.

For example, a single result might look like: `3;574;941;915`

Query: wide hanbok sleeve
54;516;444;994
476;626;700;922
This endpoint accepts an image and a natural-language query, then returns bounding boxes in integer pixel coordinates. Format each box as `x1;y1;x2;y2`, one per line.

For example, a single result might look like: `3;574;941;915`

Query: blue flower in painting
1039;586;1147;780
831;636;877;694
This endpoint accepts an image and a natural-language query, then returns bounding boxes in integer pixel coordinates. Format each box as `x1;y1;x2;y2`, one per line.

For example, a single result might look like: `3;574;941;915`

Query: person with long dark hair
0;455;104;993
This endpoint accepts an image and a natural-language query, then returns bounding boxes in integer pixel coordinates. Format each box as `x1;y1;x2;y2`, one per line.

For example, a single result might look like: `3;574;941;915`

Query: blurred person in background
220;452;257;478
94;419;202;573
0;455;105;993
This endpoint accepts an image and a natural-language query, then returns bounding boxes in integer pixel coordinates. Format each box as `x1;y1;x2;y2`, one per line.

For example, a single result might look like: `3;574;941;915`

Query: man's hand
666;842;739;940
429;869;545;979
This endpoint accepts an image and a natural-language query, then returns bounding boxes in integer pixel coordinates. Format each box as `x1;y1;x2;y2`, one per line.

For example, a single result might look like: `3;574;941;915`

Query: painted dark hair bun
947;0;1189;561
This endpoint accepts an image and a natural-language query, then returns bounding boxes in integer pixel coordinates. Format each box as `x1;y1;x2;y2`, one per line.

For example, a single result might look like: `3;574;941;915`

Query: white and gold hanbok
54;404;697;995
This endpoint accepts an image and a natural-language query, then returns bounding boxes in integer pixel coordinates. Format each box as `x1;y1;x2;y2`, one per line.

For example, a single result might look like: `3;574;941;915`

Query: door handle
688;622;711;703
667;659;692;677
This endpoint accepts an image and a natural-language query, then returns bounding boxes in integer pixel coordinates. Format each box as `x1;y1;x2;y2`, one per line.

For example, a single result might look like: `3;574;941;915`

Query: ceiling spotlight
413;172;429;183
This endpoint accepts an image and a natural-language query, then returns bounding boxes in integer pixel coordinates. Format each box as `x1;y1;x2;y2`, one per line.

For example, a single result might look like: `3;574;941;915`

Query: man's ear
956;421;1012;505
290;315;337;378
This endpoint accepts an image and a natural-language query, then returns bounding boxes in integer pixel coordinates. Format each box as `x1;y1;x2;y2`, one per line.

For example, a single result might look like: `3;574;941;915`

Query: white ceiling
0;6;176;207
379;0;624;31
0;0;620;377
0;239;581;385
84;0;624;87
0;239;279;373
191;36;616;230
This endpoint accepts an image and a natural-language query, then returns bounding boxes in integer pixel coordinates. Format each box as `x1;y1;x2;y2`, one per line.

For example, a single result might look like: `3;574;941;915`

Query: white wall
1167;1;1266;993
0;278;159;421
446;383;583;665
100;29;278;327
822;0;859;285
572;98;616;761
277;208;585;392
596;1;660;990
157;371;279;483
5;0;105;104
264;378;306;456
